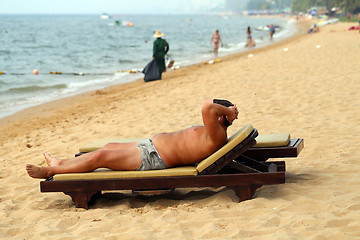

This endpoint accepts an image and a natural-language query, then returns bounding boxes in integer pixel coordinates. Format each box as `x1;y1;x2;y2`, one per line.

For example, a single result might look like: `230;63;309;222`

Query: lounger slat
236;155;274;172
227;161;261;173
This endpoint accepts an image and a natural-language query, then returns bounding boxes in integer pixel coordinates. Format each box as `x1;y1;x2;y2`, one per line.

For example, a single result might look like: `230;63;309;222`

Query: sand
1;20;360;239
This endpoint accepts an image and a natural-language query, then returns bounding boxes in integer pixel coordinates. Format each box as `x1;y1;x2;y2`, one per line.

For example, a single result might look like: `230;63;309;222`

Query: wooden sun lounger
40;125;302;209
73;134;304;175
74;134;304;160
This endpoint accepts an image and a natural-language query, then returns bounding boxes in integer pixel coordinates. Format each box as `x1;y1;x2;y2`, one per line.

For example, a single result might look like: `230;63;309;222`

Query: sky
0;0;225;14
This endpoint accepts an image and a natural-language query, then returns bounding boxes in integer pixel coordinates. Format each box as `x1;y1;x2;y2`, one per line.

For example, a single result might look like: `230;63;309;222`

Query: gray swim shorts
136;139;168;171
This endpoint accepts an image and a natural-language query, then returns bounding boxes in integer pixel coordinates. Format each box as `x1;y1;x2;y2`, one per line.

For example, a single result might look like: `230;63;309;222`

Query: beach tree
291;0;360;13
246;0;293;12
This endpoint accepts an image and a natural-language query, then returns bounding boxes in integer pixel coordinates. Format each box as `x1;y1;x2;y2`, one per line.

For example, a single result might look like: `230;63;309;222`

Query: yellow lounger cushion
53;166;197;181
196;124;253;173
253;133;290;148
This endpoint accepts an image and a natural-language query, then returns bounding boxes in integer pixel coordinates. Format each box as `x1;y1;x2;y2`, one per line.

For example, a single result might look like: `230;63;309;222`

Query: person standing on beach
269;25;275;41
153;30;169;79
358;13;360;33
210;30;223;58
26;98;239;179
245;26;255;48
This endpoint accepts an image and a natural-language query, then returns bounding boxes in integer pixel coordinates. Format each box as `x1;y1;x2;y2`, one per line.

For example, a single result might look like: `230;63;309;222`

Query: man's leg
46;142;138;167
27;143;142;179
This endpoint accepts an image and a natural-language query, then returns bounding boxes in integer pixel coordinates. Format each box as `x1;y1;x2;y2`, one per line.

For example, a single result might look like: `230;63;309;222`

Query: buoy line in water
0;70;142;76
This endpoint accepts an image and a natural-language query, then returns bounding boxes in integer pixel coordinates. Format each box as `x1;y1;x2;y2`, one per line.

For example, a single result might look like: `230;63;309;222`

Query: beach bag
166;54;175;69
142;59;160;82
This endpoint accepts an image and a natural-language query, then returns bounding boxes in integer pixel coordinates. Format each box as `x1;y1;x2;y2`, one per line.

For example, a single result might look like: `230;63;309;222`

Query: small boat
256;25;269;31
100;13;111;19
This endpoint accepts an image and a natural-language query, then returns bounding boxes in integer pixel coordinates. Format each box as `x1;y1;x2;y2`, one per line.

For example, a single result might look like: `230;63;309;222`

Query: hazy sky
1;0;225;14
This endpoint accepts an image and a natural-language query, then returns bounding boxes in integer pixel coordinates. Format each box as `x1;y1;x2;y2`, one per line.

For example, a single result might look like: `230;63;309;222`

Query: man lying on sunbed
26;98;239;179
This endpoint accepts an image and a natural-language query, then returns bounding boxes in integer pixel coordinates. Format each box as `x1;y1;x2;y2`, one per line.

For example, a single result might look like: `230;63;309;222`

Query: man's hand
227;105;238;124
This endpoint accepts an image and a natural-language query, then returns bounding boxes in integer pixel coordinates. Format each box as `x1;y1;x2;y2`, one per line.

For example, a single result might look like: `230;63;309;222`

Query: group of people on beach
150;25;276;80
210;25;276;55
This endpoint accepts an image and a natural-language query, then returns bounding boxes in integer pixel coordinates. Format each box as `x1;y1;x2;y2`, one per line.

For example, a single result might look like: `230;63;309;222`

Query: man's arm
153;40;157;58
201;99;238;143
165;40;169;54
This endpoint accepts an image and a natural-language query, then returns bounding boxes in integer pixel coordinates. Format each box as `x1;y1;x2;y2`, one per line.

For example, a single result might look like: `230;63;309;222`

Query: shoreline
0;18;310;129
0;14;295;120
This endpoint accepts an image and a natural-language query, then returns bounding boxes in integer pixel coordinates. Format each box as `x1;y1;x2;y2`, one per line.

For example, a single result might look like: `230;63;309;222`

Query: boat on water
256;25;269;31
317;18;339;27
100;13;111;19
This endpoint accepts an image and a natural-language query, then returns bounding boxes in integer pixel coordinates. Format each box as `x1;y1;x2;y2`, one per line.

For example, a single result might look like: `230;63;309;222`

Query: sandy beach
1;20;360;239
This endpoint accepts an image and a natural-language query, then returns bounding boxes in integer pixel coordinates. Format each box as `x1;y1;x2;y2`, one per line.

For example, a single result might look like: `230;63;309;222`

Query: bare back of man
153;125;227;167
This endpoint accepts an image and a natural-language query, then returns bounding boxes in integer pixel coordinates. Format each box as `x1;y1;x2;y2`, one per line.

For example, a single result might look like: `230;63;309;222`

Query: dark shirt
153;38;169;60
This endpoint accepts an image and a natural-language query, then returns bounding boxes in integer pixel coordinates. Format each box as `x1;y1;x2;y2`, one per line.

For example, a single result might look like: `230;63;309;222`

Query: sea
0;14;297;119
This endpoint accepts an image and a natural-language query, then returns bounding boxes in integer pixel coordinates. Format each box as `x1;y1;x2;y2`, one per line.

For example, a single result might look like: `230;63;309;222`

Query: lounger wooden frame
242;138;304;161
40;130;304;209
231;138;304;174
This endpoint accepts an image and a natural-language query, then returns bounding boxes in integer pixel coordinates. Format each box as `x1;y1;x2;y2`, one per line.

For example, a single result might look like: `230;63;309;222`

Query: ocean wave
29;45;56;49
0;80;8;86
7;83;67;93
63;77;115;93
0;50;11;55
118;59;136;64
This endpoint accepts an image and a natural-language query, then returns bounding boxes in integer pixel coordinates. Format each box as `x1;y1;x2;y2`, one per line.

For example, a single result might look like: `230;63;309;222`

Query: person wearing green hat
153;30;169;79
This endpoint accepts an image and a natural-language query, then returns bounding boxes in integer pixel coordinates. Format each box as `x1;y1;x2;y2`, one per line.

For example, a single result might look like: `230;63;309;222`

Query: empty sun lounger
40;124;302;209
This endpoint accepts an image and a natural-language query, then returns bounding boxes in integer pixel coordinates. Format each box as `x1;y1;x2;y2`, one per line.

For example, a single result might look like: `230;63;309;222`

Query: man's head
213;99;234;127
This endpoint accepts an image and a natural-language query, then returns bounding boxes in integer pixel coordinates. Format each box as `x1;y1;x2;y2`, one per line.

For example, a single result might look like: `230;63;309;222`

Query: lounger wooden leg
229;186;252;202
251;185;262;195
64;191;100;209
229;185;263;202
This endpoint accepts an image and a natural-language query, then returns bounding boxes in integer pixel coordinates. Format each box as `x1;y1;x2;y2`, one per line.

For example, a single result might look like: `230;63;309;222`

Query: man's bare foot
44;152;61;167
26;164;53;179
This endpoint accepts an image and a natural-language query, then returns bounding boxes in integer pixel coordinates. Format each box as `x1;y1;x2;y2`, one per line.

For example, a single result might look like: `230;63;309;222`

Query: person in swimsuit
269;25;275;41
245;26;255;48
26;98;239;179
210;30;223;58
